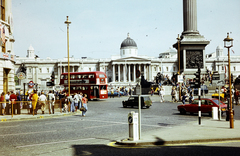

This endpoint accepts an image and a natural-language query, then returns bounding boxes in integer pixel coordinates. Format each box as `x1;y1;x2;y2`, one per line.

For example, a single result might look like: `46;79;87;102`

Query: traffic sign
28;81;34;88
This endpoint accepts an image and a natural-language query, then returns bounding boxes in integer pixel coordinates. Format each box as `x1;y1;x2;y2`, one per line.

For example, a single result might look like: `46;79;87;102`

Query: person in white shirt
73;93;79;112
48;90;55;114
39;92;47;114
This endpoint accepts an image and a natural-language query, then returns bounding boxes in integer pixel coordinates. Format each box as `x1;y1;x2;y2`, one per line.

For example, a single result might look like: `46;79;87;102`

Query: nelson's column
173;0;210;77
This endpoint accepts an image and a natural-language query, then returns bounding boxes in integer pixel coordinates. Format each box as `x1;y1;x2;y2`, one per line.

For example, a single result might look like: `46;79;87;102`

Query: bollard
212;107;218;120
128;111;138;141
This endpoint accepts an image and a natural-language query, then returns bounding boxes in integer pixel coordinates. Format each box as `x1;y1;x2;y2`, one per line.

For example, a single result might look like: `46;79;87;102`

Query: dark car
122;95;152;108
177;98;227;116
194;85;208;95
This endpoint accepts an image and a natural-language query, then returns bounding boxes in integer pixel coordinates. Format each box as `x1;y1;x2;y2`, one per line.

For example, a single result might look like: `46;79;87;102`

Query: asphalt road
1;95;240;156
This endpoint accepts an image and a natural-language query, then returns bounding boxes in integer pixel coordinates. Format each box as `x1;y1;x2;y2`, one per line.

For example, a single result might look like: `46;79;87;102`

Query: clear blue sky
12;0;240;59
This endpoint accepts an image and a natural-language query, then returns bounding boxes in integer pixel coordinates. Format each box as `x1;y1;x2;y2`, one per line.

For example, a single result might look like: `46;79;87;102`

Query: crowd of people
0;90;88;117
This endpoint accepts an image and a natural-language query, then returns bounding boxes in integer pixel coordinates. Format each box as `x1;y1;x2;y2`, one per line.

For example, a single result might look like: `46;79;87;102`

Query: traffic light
51;72;55;86
194;67;201;88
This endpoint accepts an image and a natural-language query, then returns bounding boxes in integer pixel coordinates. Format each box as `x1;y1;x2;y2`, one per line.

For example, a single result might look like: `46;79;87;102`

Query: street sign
212;73;225;86
28;81;34;88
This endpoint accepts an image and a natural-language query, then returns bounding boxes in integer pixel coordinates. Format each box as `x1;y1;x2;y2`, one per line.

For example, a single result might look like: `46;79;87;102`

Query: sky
12;0;240;59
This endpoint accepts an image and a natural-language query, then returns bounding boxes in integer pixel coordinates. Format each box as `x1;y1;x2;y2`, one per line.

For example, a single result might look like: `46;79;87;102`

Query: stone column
118;64;121;82
35;67;38;84
149;65;152;81
112;64;115;82
124;64;126;82
144;64;146;79
182;0;199;35
128;64;131;82
133;64;136;82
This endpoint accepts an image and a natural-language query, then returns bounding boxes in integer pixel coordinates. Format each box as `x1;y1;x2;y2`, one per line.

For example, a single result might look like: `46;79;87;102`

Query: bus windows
76;86;82;90
99;74;105;78
82;86;88;90
76;75;81;79
61;75;67;79
89;74;94;78
71;75;76;79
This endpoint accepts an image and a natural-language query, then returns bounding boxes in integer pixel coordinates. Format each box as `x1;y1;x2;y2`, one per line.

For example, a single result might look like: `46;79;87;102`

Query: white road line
16;138;96;148
0;130;57;137
0;125;19;129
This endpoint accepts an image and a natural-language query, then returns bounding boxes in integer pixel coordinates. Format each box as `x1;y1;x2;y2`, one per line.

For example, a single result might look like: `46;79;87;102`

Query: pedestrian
73;93;79;112
182;93;187;104
67;94;74;112
1;92;6;116
82;94;88;117
39;92;47;114
10;91;17;114
171;88;177;102
151;88;154;96
78;92;83;111
234;88;239;105
159;87;165;102
189;93;194;104
31;90;39;115
48;90;55;114
110;88;114;98
16;93;22;112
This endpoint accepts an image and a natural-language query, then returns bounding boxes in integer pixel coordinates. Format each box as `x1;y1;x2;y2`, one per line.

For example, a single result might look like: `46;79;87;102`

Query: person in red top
9;91;17;114
234;88;239;105
81;94;88;117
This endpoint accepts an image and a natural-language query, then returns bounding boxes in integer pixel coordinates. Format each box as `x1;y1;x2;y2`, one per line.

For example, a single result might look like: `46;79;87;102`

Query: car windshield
212;99;220;105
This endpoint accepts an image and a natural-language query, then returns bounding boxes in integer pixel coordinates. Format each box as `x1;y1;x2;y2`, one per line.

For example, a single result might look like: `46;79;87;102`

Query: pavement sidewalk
116;119;240;146
0;109;81;122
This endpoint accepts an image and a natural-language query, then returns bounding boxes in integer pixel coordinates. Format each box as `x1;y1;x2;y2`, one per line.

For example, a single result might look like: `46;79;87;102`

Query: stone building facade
0;0;15;93
15;34;240;92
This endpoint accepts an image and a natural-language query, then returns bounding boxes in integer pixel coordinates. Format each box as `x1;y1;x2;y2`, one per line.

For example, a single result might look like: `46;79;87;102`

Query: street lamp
223;32;234;128
177;34;181;100
65;16;71;96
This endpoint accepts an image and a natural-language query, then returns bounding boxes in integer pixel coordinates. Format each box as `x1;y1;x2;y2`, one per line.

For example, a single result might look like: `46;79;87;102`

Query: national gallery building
15;34;240;91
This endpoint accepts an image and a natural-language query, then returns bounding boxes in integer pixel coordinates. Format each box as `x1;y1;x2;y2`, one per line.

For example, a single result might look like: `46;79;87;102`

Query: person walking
159;87;165;103
82;94;88;117
73;93;79;112
171;88;177;102
1;92;6;116
48;90;55;114
10;91;17;114
234;88;239;105
32;90;39;115
67;94;75;113
39;92;47;114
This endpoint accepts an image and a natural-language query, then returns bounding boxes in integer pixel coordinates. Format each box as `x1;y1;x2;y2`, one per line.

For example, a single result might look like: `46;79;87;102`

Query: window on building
173;67;176;71
1;0;5;21
39;68;42;73
159;67;161;71
123;50;125;55
222;66;224;71
154;67;156;71
47;68;49;73
166;67;168;71
89;68;91;71
234;66;236;71
29;68;31;73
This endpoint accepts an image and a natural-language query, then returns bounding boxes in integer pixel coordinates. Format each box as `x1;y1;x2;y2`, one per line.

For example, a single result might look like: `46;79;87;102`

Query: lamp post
223;32;234;128
177;34;181;100
65;16;71;96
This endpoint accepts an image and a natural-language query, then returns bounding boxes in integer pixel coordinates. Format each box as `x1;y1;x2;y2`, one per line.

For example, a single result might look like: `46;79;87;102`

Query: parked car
122;95;152;108
108;91;124;97
194;85;208;95
177;98;227;116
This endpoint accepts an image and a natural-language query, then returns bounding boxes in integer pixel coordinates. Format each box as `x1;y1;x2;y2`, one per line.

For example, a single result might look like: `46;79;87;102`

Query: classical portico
111;59;152;84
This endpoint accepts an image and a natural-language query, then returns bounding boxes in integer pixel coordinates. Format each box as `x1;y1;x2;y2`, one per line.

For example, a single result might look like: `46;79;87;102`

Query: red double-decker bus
60;71;108;100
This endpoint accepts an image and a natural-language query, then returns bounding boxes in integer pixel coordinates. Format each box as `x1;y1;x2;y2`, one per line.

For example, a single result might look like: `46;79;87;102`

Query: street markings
1;119;7;122
0;130;57;137
16;138;96;148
